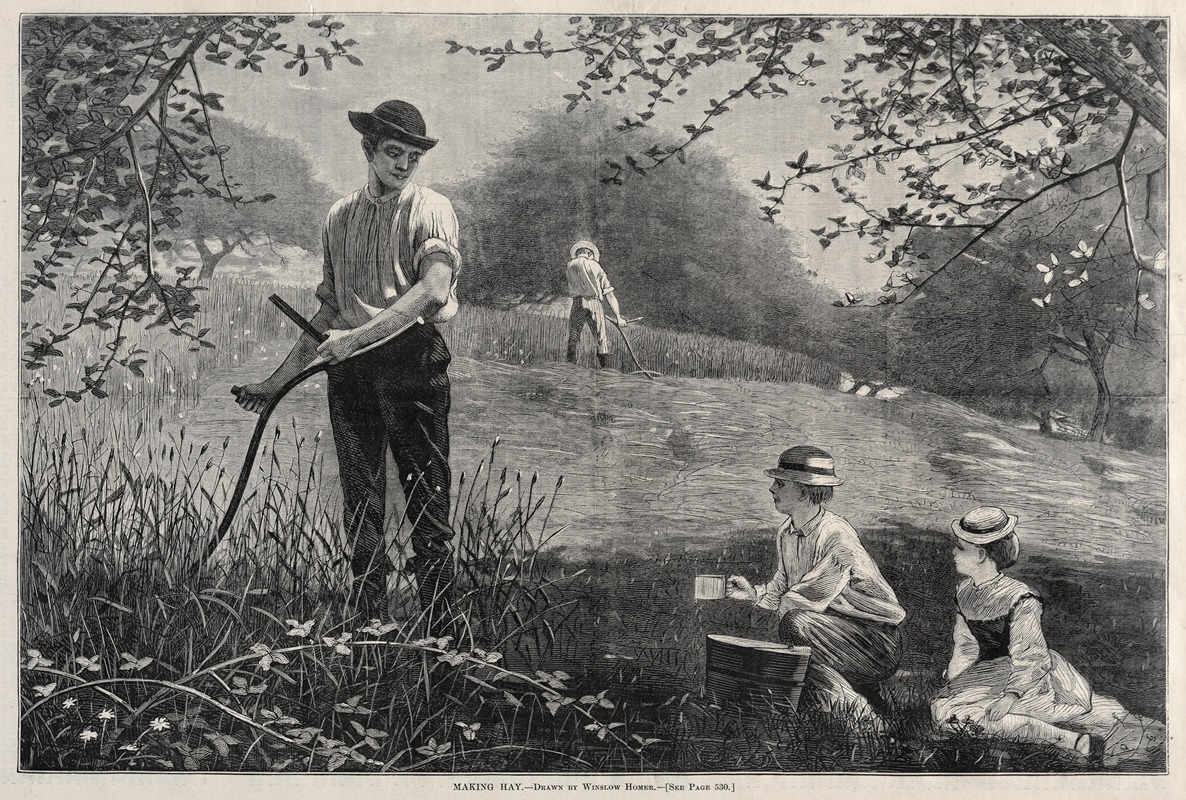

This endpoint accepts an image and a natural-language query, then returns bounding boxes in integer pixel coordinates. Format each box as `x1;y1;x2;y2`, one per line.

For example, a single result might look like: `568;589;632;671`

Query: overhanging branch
1026;18;1166;135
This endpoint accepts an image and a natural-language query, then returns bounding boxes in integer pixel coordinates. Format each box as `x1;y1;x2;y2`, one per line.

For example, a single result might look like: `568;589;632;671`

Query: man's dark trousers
326;326;454;628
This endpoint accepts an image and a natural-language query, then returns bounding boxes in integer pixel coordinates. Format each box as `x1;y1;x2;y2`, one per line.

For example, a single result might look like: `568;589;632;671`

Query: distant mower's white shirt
566;256;614;300
316;181;461;330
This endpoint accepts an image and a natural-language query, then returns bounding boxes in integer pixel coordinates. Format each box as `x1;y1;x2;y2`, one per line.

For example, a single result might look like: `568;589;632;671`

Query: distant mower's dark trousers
567;296;610;359
779;607;902;713
326;325;454;626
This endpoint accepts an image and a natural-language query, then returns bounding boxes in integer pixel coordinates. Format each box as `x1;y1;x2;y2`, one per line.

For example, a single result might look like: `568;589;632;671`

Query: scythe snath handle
608;317;657;380
269;293;328;343
200;295;423;573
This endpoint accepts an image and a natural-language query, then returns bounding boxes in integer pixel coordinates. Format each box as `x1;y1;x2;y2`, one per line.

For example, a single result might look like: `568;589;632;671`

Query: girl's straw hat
952;505;1018;544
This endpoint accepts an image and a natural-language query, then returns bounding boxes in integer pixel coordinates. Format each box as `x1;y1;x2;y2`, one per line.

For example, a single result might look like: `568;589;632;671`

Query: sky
203;15;931;294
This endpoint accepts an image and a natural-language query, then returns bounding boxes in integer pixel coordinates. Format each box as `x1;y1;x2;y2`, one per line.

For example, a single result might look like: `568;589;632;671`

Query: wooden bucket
704;634;811;711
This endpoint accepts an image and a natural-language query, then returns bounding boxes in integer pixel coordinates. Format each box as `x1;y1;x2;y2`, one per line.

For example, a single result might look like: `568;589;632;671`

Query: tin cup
695;574;727;600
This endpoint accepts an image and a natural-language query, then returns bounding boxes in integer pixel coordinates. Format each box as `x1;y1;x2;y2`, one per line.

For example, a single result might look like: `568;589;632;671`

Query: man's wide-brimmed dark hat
348;100;438;150
763;445;843;486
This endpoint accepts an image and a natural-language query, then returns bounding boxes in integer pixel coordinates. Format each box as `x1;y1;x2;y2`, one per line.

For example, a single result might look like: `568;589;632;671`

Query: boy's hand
726;575;757;603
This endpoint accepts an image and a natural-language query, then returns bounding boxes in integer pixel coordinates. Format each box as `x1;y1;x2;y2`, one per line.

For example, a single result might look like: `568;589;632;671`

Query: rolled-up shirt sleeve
597;267;614;297
1005;597;1053;696
413;195;462;277
775;540;854;616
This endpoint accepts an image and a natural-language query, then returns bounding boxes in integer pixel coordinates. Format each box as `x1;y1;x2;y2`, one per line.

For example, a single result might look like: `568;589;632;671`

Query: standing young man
234;100;461;627
727;445;906;714
565;240;627;368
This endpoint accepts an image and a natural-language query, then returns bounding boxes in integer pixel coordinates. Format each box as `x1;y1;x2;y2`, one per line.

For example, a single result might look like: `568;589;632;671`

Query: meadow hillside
19;286;1166;772
185;330;1165;567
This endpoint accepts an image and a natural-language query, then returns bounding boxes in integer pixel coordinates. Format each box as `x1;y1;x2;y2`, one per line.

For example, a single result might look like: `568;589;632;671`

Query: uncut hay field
19;276;1167;773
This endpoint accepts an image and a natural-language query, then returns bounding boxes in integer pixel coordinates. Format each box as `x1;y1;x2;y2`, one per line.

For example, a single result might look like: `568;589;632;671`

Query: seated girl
932;506;1130;760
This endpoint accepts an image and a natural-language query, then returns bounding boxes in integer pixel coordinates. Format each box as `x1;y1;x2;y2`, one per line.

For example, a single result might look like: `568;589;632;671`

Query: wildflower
584;721;625;740
456;721;481;741
75;655;100;673
284;619;315;638
631;734;664;750
471;648;502;664
333;694;373;715
98;708;116;721
321;633;353;656
543;690;576;715
535;670;570;690
360;619;398;637
119;653;153;672
32;683;57;698
249;643;291;671
119;743;140;753
580;689;616;710
415;737;452;757
149;717;171;732
261;706;299;727
63;697;77;710
436;650;466;667
231;676;268;696
25;649;53;670
79;728;99;743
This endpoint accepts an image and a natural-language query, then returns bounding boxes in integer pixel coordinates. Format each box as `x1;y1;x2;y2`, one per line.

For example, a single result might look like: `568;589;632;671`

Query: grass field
19;275;1167;772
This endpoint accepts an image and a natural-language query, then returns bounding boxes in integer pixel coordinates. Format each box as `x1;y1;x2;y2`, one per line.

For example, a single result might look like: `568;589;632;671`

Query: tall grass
22;275;840;421
444;304;841;387
19;275;1163;772
20;409;639;772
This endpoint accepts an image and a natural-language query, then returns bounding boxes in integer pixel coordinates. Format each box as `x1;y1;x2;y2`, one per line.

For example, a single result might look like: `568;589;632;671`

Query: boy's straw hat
763;445;843;486
952;505;1018;544
570;241;600;261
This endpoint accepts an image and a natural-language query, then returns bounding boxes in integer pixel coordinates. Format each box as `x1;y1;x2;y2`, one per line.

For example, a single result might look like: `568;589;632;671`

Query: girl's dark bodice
962;593;1041;662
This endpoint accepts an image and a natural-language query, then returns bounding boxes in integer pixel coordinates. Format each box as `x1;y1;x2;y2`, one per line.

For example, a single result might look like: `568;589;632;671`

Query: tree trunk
1026;19;1167;136
195;236;238;281
1086;356;1111;443
1109;18;1167;88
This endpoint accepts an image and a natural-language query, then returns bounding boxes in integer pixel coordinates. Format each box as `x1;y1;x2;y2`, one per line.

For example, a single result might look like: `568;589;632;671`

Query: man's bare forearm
348;259;452;350
260;304;337;389
605;291;623;322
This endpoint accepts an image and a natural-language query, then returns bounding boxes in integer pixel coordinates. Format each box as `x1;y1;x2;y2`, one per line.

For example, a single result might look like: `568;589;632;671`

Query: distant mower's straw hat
952;505;1018;545
570;240;600;262
348;100;438;150
763;445;843;486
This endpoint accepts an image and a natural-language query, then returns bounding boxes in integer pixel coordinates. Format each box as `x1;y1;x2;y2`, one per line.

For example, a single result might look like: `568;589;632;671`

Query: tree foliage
887;122;1166;441
169;118;338;280
445;104;839;350
455;16;1167;442
20;14;361;404
454;16;1166;302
